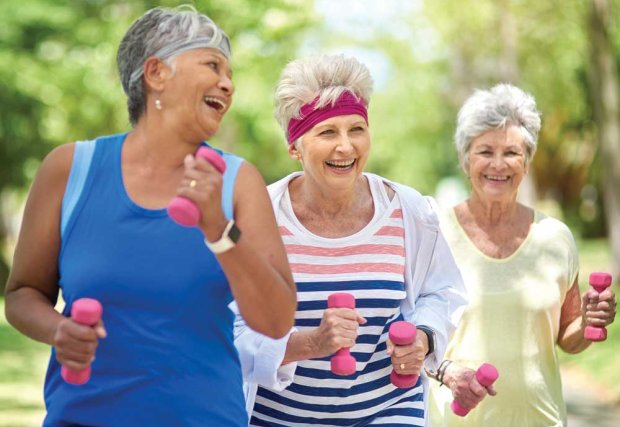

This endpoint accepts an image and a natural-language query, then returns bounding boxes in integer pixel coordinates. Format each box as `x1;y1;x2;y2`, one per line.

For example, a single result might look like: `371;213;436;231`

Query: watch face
229;222;241;243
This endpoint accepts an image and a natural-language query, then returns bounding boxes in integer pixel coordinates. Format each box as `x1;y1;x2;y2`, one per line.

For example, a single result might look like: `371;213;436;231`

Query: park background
0;0;619;425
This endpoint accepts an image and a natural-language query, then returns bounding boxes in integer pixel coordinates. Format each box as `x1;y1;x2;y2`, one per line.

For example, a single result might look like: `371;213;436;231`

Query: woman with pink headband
234;54;468;426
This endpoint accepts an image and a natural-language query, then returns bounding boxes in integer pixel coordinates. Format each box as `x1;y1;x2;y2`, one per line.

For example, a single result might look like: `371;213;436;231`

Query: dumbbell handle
451;363;499;417
584;272;613;342
167;146;226;227
61;298;103;385
328;293;356;376
389;321;418;388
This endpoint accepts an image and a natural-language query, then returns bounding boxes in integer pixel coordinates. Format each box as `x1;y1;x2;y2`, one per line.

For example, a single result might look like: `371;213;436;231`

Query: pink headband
286;91;368;144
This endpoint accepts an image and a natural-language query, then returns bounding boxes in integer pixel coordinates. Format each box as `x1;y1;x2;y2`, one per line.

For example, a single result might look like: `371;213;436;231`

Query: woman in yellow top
428;83;617;426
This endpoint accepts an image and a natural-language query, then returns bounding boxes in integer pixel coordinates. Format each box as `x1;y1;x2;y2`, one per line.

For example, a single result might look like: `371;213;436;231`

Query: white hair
274;54;374;143
455;83;541;169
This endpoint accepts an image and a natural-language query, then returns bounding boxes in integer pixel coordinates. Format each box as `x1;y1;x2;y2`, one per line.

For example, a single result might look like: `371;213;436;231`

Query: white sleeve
231;301;298;391
411;229;468;372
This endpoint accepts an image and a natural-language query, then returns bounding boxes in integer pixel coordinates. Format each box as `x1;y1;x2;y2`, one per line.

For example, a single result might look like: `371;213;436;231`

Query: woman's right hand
308;308;366;359
53;317;106;371
444;362;496;411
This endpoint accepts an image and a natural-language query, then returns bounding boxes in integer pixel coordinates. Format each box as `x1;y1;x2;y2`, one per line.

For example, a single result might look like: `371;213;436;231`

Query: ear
143;56;172;92
288;140;302;160
458;154;468;176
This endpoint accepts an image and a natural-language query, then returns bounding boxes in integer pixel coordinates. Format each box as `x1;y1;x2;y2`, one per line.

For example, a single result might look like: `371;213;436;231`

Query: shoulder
534;211;575;239
532;210;578;254
369;173;440;228
267;172;301;200
38;143;76;186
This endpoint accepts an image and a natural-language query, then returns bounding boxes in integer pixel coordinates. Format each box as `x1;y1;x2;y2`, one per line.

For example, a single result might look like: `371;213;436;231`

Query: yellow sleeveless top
428;209;578;427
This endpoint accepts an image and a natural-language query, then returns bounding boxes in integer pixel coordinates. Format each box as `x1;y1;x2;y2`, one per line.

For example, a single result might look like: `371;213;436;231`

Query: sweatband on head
129;33;231;84
287;91;368;144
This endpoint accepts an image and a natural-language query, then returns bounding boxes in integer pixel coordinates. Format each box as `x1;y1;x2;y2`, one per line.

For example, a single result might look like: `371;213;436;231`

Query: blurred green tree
0;0;317;293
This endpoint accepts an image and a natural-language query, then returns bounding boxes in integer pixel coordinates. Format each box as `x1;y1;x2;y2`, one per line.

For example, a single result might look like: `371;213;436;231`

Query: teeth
326;159;355;167
204;96;226;110
485;175;509;181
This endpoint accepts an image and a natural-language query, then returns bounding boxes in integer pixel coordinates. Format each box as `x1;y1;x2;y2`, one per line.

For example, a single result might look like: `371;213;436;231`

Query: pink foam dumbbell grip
584;272;613;341
328;293;356;376
451;363;499;416
388;321;418;388
61;298;103;385
167;146;226;227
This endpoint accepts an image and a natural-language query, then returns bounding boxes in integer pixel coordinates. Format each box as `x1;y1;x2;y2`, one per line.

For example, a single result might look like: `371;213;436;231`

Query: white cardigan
232;172;468;423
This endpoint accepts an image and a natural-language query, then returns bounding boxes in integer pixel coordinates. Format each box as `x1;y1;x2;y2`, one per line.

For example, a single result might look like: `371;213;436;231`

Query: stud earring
155;99;162;110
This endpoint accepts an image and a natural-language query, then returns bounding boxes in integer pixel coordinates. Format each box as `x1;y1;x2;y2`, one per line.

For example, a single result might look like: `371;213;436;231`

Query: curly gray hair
117;5;231;125
274;54;374;144
455;83;541;170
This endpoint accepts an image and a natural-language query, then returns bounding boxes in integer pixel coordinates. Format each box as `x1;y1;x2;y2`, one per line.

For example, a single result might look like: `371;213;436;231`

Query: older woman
4;6;296;426
427;84;617;426
234;54;467;427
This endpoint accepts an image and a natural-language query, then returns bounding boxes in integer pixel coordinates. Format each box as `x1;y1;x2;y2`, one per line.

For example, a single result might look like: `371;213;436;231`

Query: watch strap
204;219;241;254
417;325;435;356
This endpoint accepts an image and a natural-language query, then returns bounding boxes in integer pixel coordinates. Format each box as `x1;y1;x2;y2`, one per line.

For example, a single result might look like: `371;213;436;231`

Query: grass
0;300;48;427
0;239;617;425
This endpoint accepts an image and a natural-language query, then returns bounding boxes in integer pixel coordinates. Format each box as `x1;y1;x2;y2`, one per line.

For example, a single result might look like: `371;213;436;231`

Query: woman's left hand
582;286;617;327
386;331;427;376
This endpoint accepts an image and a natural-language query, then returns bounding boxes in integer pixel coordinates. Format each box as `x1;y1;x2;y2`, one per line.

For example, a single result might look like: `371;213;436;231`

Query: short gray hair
274;54;374;143
117;5;231;125
455;83;541;169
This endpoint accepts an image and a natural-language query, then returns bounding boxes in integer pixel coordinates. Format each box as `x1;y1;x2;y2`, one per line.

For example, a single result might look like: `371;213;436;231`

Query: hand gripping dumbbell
584;272;613;341
61;298;103;385
327;293;357;376
167;146;226;227
388;321;419;388
451;363;499;417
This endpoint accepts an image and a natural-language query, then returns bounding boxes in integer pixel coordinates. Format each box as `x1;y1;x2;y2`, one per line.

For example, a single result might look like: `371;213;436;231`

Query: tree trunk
0;202;9;295
588;0;620;279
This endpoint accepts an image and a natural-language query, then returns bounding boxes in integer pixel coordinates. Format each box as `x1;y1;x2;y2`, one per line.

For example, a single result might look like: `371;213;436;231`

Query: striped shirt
250;175;424;427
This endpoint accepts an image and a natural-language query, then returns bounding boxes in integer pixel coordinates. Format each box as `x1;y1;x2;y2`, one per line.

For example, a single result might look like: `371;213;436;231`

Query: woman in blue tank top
4;6;296;426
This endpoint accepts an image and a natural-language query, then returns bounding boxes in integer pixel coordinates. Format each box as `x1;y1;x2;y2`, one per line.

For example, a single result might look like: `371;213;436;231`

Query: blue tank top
43;133;248;426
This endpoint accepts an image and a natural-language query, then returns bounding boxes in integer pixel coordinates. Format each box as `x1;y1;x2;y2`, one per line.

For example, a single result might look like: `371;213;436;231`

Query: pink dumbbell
61;298;103;385
328;293;356;376
167;146;226;227
388;321;419;388
584;272;613;341
451;363;499;417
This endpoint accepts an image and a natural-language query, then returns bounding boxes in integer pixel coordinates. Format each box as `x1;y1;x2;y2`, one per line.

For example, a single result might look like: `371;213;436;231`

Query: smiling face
159;48;234;140
466;125;529;204
290;114;370;193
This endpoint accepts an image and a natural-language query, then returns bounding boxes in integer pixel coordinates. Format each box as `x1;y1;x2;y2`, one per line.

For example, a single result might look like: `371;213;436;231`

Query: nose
218;73;234;96
336;134;354;154
491;152;506;169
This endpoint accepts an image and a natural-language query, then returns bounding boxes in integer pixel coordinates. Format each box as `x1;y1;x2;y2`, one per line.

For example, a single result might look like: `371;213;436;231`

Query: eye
319;129;335;136
203;61;219;71
350;126;365;132
477;150;492;155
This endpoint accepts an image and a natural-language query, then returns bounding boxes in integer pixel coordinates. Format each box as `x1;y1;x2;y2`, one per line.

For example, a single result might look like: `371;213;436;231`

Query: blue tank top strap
61;139;96;239
221;153;244;220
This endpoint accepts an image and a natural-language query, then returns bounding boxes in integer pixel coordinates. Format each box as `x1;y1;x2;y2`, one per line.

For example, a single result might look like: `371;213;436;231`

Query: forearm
558;316;591;354
5;286;63;346
217;242;296;339
281;330;317;365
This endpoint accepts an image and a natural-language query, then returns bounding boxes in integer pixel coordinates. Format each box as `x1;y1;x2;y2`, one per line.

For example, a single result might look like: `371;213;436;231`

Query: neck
466;193;520;227
128;117;210;170
294;175;368;218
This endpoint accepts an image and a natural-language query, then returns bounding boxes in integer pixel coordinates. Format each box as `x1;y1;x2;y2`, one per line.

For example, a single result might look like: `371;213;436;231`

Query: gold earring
155;99;162;110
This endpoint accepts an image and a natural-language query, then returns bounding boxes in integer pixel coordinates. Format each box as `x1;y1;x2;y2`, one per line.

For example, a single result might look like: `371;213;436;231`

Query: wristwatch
417;325;436;356
204;219;241;254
